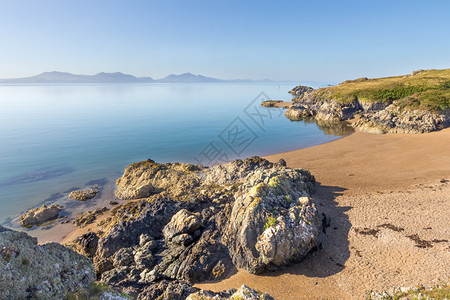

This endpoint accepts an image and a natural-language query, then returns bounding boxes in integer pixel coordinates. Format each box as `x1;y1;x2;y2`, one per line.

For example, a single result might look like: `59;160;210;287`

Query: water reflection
286;116;354;136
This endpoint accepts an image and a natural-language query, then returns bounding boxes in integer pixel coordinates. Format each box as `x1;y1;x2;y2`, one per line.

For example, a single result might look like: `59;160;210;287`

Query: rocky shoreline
284;86;449;134
5;157;323;299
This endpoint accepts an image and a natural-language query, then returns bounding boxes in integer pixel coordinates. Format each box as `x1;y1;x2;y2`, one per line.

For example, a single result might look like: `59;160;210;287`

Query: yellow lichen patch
211;262;226;279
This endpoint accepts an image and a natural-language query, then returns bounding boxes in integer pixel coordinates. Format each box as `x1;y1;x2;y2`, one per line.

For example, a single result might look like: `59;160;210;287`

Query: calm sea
0;82;350;226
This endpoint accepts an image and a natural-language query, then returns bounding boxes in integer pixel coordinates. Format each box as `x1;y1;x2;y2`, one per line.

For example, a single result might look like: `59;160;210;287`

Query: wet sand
196;128;450;299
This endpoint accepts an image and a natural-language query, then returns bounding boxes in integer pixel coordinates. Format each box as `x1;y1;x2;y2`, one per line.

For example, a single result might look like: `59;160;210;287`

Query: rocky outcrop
261;100;282;107
68;157;317;299
352;104;450;134
0;225;95;299
69;186;100;201
223;168;318;273
66;232;99;258
285;85;449;134
286;90;361;122
289;85;313;96
115;159;205;200
187;285;274;300
19;203;63;227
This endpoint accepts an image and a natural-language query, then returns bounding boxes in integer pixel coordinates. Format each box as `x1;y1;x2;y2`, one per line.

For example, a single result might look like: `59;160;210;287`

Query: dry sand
196;128;450;299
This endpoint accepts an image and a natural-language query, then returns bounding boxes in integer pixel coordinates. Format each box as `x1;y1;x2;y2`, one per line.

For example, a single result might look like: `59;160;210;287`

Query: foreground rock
19;203;63;227
69;186;100;201
68;157;317;298
0;225;95;299
187;285;274;300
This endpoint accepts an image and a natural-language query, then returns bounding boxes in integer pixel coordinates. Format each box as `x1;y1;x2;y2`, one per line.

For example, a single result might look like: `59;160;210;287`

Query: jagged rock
0;225;95;299
112;247;134;267
137;280;198;300
163;209;202;241
67;232;99;258
69;186;100;201
289;85;313;96
75;157;317;297
187;285;274;300
97;199;179;258
223;168;318;273
352;104;450;133
285;80;449;134
19;203;63;227
201;156;275;185
115;159;205;200
73;207;108;228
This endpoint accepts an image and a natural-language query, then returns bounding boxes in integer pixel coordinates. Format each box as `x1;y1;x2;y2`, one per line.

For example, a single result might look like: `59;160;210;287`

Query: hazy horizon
1;1;450;82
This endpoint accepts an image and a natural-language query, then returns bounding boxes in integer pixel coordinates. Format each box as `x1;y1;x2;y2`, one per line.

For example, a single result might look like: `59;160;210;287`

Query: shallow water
0;82;351;225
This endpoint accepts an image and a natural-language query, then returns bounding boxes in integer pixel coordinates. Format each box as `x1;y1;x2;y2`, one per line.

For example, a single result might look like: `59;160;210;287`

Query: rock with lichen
19;203;63;227
69;186;100;201
0;225;95;299
69;157;317;299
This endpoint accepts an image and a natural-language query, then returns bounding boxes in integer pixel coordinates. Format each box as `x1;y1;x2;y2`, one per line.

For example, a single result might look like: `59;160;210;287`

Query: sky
1;0;450;82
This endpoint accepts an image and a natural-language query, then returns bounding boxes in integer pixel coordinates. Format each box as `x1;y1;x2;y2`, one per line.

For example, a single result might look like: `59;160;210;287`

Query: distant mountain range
0;71;272;83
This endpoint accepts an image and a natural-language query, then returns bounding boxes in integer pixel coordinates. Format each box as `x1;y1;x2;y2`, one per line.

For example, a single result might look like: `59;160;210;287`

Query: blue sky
1;0;449;81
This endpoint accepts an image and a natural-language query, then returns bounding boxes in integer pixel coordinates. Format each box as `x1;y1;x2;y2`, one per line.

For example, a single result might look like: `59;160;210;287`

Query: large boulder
19;203;63;227
163;209;202;241
223;168;319;273
0;225;95;299
69;186;100;201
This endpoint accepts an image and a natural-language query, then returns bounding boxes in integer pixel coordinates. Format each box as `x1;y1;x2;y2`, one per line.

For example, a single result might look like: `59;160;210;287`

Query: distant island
0;71;275;84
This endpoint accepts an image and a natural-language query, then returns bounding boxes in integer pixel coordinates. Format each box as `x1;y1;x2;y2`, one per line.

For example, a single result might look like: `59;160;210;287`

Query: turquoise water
0;83;349;224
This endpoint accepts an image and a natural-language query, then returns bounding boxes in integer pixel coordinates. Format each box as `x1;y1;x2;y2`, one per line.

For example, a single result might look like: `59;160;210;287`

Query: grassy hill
315;69;450;111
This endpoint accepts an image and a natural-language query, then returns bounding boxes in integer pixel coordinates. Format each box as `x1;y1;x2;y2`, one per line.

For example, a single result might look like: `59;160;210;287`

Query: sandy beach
195;128;450;299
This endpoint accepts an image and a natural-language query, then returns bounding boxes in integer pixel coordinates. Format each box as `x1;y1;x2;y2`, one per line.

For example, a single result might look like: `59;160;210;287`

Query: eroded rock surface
69;186;100;201
68;157;318;299
187;285;274;300
0;225;95;299
19;203;63;227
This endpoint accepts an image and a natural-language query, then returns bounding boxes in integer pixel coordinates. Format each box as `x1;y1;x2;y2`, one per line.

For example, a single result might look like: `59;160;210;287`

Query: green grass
313;68;450;111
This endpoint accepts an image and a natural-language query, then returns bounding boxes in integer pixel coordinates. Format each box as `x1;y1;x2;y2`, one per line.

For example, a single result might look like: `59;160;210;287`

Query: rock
101;266;130;285
137;280;199;300
69;186;100;201
0;225;95;299
67;232;99;258
352;104;449;134
73;207;108;228
74;157;316;298
112;247;135;267
223;168;319;273
115;159;205;200
261;100;283;107
163;209;202;241
285;78;449;134
97;199;178;258
186;285;274;300
19;203;63;227
289;85;313;96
